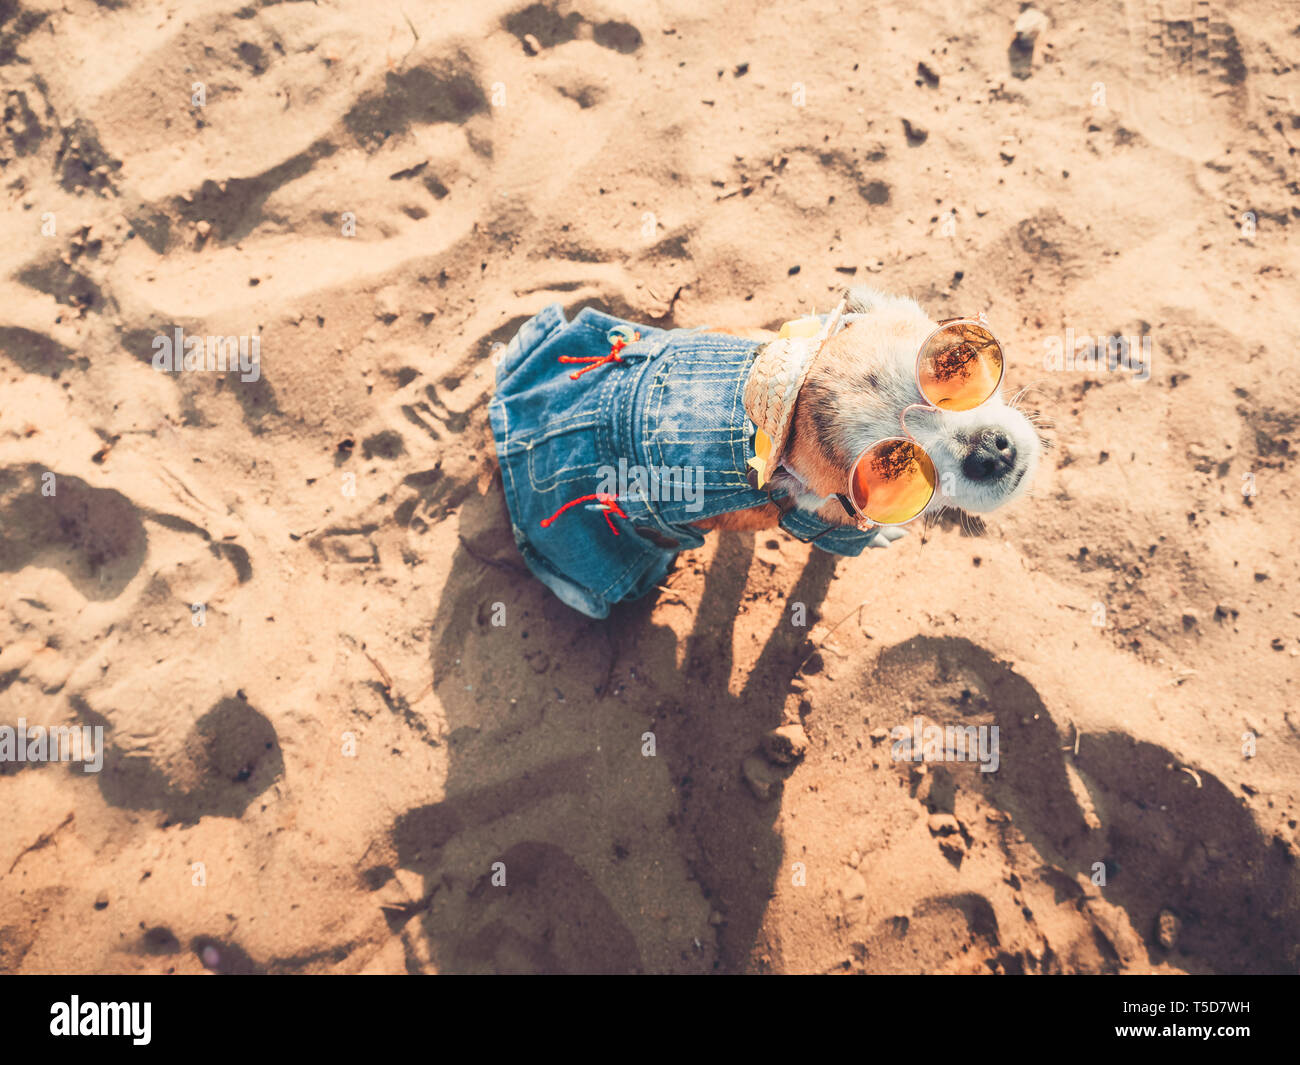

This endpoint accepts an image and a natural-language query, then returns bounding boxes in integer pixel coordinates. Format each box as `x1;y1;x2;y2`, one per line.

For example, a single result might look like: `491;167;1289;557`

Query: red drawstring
540;493;628;535
558;332;639;380
541;328;639;535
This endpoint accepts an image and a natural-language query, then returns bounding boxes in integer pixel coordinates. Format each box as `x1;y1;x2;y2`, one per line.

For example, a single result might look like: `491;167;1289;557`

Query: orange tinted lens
917;322;1004;411
849;439;937;525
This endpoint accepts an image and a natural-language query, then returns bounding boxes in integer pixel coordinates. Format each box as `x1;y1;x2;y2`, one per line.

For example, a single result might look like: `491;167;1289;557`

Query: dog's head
781;287;1042;524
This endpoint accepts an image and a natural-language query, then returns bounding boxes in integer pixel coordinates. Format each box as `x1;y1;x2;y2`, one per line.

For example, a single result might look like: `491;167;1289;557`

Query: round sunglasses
834;315;1007;528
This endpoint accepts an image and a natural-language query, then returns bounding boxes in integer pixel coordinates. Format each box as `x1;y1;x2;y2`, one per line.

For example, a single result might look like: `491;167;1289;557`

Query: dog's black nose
962;430;1017;482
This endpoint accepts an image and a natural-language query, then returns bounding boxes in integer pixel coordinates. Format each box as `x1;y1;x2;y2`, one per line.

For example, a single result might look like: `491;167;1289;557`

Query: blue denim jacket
489;304;887;618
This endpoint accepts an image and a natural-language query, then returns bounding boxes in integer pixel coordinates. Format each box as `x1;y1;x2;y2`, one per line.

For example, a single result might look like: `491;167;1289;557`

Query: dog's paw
867;526;908;548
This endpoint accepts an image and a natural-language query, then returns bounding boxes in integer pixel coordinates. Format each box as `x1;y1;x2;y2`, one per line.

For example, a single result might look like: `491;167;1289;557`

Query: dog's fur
695;287;1041;534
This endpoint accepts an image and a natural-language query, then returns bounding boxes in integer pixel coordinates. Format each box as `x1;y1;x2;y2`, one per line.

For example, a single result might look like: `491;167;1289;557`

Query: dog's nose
962;430;1017;482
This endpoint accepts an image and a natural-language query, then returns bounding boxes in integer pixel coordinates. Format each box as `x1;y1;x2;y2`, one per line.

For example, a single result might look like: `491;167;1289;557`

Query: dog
488;286;1041;618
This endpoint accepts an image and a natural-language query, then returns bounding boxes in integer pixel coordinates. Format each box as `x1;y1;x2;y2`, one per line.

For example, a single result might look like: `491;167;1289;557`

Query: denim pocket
524;426;607;494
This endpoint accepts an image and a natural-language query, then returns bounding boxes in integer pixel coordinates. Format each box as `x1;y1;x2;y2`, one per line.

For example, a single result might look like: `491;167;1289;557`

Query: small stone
93;892;109;910
927;813;961;837
939;838;966;864
1181;609;1200;629
869;727;889;744
375;289;401;322
1013;8;1049;46
742;754;781;801
709;910;724;926
522;33;541;56
840;870;867;901
849;849;862;868
902;118;928;146
762;723;808;766
1155;908;1180;950
195;220;211;238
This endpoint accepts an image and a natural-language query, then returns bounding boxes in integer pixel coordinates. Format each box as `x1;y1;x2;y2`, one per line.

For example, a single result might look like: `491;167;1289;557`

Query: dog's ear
842;285;926;317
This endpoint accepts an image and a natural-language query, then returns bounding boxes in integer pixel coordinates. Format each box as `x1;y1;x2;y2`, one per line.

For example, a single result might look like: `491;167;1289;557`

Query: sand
1;0;1297;974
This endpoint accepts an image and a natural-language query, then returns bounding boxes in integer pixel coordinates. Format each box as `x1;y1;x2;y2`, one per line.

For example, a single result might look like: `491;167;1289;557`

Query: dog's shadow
379;485;836;972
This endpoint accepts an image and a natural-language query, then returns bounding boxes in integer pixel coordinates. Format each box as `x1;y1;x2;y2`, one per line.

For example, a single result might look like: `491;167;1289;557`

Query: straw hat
743;299;845;486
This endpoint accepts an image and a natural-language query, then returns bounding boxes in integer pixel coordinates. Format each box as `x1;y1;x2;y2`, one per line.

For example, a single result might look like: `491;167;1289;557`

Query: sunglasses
814;309;1007;528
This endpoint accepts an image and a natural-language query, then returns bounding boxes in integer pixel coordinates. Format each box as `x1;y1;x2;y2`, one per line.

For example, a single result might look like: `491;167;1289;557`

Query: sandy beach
1;0;1298;973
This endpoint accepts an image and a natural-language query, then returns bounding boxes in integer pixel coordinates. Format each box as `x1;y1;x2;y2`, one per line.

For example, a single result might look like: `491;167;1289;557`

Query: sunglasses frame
834;313;1007;530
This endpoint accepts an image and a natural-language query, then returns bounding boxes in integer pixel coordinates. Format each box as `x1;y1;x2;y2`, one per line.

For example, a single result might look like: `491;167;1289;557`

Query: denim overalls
489;304;888;618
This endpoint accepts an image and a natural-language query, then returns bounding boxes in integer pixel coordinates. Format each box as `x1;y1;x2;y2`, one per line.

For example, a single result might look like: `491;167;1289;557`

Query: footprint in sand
845;893;1003;975
86;694;285;825
868;635;1300;972
1122;0;1250;159
0;466;147;600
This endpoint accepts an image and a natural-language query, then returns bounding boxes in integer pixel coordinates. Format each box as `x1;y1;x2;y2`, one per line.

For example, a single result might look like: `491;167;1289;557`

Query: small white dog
489;284;1042;617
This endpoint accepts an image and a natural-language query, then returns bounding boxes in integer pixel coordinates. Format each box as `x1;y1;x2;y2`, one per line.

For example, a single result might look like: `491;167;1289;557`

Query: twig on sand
794;598;872;677
595;626;618;700
400;12;419;66
654;584;688;606
9;811;74;874
363;650;393;695
1061;719;1080;755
